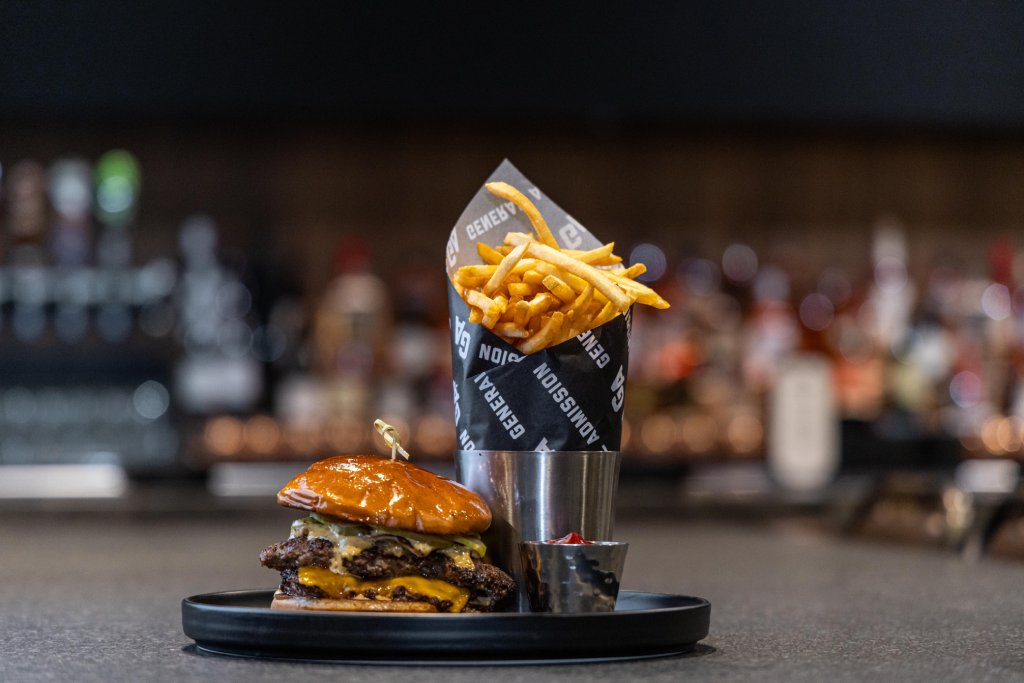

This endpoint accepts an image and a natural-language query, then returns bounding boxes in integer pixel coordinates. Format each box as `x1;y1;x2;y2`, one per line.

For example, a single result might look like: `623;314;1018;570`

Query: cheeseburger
259;455;514;613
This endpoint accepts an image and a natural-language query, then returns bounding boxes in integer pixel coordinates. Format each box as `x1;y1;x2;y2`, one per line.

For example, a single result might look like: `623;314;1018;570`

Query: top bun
277;455;492;535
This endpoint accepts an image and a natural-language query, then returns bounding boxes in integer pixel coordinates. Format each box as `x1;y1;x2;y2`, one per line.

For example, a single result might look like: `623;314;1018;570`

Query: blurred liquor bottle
764;262;840;491
174;214;262;415
309;237;391;423
768;353;840;491
6;160;49;342
0;161;4;260
48;158;93;267
48;158;94;343
94;150;139;343
5;160;48;260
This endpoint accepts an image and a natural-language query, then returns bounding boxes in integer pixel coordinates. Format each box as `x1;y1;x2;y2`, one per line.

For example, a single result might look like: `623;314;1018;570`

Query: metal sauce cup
519;540;628;613
455;450;621;612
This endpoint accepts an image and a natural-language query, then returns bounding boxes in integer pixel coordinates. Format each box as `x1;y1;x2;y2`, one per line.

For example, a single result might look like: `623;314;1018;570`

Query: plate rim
183;587;709;617
182;588;711;665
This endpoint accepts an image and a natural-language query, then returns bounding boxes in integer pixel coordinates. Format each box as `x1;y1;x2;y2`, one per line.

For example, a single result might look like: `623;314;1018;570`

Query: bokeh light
753;265;789;302
629;243;667;282
726;413;763;455
995;417;1023;453
949;371;983;409
415;414;457;456
132;381;170;421
981;283;1012;321
323;417;366;453
244;416;281;455
284;424;320;455
722;244;758;284
818;267;852;306
680;258;721;295
216;282;253;319
980;416;1004;455
799;293;835;331
204;416;244;457
48;158;92;218
640;413;677;454
873;256;908;292
679;413;717;454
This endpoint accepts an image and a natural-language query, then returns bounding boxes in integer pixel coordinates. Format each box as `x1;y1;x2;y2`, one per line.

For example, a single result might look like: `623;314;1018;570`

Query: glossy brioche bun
270;591;438;613
277;454;492;535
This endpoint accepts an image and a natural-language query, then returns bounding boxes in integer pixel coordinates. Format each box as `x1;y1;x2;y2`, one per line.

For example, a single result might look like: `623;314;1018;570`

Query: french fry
612;263;647;280
512;300;530;327
502;231;535;247
494;322;529;338
604;271;670;309
477;242;505;265
525;241;632;310
522;269;546;285
454;264;496;288
564;242;617;265
527;292;559;320
459;265;497;278
590;300;620;328
569;307;596;338
542;275;576;304
562;284;594;320
500;296;521;322
507;282;536;298
481;306;501;329
532;260;588;292
485;183;560;249
465;289;504;315
511;258;538;275
456;272;490;288
584;299;604;320
483;242;529;296
519;312;563;354
555;310;576;345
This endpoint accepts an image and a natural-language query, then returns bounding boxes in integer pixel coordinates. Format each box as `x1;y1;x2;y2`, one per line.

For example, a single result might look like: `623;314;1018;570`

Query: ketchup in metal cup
546;532;594;545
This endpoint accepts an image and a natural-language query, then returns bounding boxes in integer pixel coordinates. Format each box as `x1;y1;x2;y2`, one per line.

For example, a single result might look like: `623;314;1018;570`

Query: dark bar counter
2;509;1022;682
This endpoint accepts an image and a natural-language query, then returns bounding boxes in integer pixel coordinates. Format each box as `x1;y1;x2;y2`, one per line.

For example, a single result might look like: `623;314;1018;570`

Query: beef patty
260;535;514;611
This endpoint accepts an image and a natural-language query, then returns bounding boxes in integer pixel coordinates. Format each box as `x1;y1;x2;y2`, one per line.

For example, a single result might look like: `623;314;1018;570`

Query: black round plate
182;589;710;665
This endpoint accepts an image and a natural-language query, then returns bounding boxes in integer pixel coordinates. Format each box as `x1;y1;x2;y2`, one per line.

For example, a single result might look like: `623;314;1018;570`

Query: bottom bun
270;591;438;613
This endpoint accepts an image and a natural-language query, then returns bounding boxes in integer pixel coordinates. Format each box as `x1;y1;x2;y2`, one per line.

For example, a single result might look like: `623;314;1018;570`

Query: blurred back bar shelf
0;152;181;495
2;140;1024;559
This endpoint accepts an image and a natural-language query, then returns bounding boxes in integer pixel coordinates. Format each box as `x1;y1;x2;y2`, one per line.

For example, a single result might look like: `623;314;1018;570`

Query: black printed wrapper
446;160;631;452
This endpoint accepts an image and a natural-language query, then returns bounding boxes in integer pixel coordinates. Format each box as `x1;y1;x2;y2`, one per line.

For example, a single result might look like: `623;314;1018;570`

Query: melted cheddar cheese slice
297;566;470;612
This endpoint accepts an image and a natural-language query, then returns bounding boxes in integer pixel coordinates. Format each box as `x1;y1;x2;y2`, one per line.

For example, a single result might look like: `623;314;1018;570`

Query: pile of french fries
451;181;670;354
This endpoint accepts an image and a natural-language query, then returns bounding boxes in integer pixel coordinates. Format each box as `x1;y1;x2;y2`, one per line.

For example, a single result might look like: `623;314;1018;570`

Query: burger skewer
373;418;411;461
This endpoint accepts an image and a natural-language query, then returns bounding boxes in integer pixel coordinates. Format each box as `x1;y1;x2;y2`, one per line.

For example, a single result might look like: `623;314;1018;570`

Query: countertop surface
3;508;1023;683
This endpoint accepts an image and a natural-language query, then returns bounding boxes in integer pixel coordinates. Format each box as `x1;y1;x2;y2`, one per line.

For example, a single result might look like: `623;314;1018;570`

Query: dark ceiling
1;1;1023;131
